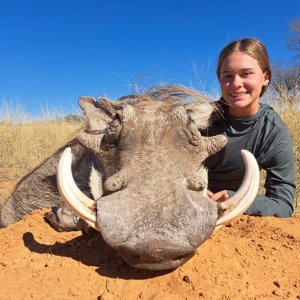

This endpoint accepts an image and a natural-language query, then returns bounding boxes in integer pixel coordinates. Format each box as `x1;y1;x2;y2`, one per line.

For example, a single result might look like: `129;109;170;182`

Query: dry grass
0;120;83;176
0;119;84;202
274;105;300;211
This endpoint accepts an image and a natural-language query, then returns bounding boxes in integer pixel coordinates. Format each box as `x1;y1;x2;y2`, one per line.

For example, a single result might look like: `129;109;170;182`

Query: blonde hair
216;38;271;96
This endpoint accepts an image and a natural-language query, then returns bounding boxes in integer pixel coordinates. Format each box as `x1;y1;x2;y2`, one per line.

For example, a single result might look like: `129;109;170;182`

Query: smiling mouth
230;92;248;98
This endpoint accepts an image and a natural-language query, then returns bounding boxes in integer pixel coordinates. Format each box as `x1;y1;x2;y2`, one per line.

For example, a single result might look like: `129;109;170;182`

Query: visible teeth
231;93;246;96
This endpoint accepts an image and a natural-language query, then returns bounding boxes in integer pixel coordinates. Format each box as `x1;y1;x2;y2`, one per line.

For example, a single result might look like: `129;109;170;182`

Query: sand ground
0;208;299;300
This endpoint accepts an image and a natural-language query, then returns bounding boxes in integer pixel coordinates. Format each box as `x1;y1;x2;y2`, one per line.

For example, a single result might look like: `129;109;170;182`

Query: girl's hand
207;190;229;202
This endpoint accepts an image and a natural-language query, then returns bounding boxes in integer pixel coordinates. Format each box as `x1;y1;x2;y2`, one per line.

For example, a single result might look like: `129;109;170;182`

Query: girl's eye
242;71;253;77
221;74;233;80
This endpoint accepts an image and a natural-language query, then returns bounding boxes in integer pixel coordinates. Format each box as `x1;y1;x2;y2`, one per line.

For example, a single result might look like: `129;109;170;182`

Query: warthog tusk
216;150;260;226
57;147;97;229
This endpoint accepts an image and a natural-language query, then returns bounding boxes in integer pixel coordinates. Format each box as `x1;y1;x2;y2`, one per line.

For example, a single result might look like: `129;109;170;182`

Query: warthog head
57;85;259;270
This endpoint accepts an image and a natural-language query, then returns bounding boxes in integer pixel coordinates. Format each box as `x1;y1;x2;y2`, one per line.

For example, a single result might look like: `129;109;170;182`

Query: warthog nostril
130;255;141;264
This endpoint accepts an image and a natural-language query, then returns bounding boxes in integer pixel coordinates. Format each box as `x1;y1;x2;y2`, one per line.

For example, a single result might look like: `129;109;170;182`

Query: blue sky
0;0;299;116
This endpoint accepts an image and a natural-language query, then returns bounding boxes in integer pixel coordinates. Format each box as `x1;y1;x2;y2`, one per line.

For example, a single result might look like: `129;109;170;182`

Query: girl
205;38;295;217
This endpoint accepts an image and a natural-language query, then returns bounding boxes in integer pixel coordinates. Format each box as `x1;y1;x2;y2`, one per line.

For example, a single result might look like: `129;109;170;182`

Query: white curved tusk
57;147;97;229
216;150;260;226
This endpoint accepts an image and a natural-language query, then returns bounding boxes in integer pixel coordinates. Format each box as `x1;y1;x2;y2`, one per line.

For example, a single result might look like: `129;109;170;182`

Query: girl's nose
231;75;243;87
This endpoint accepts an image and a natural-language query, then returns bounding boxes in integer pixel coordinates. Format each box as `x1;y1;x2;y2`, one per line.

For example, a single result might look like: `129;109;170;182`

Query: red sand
0;209;299;299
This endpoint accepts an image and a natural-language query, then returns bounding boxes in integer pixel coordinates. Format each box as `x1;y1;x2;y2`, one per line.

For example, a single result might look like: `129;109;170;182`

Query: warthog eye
103;116;123;145
182;121;202;146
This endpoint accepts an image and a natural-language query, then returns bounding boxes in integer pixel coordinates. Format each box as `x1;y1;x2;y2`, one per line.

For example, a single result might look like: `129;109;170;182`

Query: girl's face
219;51;270;118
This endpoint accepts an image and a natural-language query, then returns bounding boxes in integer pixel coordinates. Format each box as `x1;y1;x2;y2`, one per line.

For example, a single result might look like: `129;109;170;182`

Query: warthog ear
78;97;118;153
79;96;114;131
184;102;214;129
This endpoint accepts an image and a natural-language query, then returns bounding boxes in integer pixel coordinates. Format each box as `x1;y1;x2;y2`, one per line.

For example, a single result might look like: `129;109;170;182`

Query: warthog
0;85;259;270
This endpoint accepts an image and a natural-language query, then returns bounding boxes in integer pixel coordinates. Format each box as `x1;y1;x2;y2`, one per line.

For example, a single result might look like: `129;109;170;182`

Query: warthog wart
0;85;259;270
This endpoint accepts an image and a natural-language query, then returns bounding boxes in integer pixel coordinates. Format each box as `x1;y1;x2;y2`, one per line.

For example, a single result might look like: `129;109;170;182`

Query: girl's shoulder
258;103;287;130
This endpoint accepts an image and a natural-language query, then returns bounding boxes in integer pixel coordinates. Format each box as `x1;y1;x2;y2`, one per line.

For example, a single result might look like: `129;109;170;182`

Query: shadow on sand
23;231;172;280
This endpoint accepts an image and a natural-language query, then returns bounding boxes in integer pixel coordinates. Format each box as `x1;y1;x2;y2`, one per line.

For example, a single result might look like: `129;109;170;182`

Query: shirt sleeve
244;126;296;217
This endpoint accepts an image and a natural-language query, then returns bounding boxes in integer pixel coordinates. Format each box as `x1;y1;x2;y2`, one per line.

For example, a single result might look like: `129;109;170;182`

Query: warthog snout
94;186;218;270
118;239;195;270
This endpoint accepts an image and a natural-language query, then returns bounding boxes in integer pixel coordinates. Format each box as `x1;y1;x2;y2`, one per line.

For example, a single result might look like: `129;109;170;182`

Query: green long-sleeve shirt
202;101;295;217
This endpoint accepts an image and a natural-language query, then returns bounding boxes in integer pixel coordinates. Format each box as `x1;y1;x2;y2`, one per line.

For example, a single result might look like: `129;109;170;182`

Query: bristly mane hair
117;84;209;105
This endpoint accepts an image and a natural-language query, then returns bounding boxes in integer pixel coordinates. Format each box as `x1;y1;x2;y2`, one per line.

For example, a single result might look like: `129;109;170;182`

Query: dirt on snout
0;210;299;300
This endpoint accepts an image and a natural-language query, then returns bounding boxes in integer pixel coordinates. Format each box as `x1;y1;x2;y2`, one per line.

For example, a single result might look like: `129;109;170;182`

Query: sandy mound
0;209;299;300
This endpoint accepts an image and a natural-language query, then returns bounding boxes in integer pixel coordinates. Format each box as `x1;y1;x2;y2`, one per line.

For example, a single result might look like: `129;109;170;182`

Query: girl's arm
245;126;295;217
